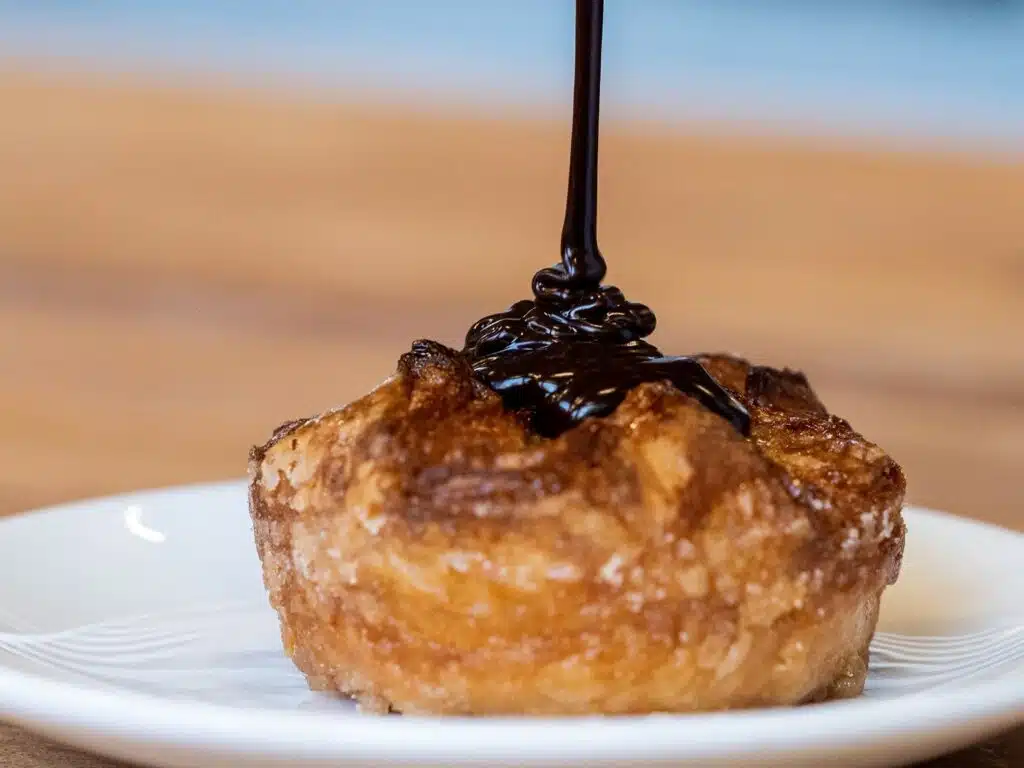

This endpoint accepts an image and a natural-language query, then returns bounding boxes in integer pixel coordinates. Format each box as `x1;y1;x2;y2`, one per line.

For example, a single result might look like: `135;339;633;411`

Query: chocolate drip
463;0;750;438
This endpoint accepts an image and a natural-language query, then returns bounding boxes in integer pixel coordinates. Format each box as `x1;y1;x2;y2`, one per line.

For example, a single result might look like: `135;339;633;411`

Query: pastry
247;0;905;715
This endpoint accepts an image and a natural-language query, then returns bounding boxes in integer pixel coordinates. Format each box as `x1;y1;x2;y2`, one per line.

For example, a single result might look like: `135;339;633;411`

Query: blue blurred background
2;0;1022;150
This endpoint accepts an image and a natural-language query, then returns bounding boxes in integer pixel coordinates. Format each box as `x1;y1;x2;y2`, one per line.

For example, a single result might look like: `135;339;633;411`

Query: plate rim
1;481;1022;763
3;659;1022;763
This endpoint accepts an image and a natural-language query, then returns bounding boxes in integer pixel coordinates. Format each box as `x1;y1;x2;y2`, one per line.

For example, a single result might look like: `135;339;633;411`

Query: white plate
1;481;1021;768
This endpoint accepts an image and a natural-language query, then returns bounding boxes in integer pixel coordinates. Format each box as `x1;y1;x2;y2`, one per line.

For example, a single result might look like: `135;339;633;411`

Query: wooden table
0;70;1021;767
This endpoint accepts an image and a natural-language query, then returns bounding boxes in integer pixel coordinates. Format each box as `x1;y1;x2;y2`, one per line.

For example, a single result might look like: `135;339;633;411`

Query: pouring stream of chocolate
463;0;750;438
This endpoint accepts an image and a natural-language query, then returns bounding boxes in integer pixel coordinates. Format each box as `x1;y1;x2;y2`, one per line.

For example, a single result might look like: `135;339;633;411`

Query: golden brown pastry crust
248;341;905;715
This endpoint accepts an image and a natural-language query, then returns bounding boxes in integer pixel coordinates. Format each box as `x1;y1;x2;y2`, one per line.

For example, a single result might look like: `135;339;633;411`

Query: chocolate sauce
463;0;750;438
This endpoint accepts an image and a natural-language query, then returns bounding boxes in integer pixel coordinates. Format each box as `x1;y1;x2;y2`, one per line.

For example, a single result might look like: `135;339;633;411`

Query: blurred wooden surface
0;70;1021;767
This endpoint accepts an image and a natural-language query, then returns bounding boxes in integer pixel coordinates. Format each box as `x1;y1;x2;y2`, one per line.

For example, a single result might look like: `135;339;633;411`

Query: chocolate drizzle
462;0;750;439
